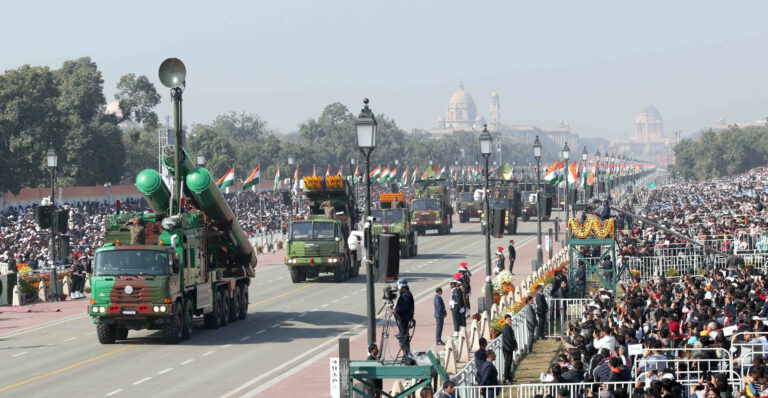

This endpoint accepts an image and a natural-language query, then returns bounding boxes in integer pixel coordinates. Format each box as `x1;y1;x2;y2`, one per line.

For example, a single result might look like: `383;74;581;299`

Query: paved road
0;218;557;397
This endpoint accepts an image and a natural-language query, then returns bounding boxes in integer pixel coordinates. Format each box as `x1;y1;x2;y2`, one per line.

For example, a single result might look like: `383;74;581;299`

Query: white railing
454;381;636;398
546;298;593;338
631;348;737;388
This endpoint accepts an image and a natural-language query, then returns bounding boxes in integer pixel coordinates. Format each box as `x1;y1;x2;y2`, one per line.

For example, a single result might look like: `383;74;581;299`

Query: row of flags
213;161;656;191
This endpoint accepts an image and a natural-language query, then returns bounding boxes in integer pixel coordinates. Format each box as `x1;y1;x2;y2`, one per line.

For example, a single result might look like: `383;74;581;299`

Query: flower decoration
568;218;614;239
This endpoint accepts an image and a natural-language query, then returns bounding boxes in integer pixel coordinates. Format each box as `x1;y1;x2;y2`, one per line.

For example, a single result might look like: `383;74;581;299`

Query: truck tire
163;301;183;344
238;289;248;320
182;298;194;340
204;293;222;329
219;289;229;327
116;326;128;340
97;324;116;344
230;287;241;323
333;264;345;282
289;267;306;283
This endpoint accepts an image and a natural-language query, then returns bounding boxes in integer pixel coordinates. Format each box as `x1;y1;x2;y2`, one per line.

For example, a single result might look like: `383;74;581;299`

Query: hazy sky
3;1;768;139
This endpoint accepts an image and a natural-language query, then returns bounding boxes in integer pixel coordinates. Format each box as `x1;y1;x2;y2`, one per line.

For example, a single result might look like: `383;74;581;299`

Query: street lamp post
562;142;570;243
104;182;112;207
351;158;357;212
356;98;377;347
533;136;543;268
479;125;493;312
595;150;601;200
288;154;294;221
581;147;588;203
47;147;59;298
610;153;616;201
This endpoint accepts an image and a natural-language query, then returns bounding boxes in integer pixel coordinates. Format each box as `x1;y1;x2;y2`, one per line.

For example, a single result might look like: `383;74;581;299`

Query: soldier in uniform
449;278;466;337
458;262;471;311
122;218;145;245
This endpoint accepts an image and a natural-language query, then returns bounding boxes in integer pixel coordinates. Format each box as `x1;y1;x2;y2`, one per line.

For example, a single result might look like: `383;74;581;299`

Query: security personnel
389;278;414;354
458;262;471;311
449;277;466;336
494;247;505;274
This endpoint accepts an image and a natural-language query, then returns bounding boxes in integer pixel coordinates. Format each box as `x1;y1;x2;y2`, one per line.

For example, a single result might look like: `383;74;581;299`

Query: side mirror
172;259;180;273
86;259;92;274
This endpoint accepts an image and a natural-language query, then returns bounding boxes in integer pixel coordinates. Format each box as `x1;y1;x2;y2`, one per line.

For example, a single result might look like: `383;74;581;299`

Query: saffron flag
325;165;331;177
401;167;409;185
242;167;260;190
353;165;360;184
337;165;343;176
273;167;280;190
292;166;300;192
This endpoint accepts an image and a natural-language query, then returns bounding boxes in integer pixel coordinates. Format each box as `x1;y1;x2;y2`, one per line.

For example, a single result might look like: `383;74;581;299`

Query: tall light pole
158;58;186;215
394;159;399;189
196;151;205;167
533;136;543;268
581;147;588;204
562;142;570;243
350;158;357;211
479;125;493;311
454;160;459;190
610;153;616;201
47;147;59;298
595;150;601;200
288;154;294;221
356;98;377;346
104;182;112;207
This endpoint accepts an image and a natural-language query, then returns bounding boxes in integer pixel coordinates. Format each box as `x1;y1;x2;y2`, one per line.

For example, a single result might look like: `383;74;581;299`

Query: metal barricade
631;347;736;387
730;331;768;390
546;298;592;338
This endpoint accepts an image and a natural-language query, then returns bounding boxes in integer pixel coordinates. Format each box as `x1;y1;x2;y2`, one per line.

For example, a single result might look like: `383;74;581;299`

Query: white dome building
444;82;476;130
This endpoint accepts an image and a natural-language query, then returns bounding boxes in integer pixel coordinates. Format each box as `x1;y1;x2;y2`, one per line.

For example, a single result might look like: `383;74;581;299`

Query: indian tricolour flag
217;167;235;189
401;167;409;185
369;165;381;180
543;161;559;184
567;162;579;185
273;167;280;190
377;166;390;183
353;165;360;184
437;166;446;179
411;167;418;185
292;166;300;193
242;167;260;190
388;167;397;182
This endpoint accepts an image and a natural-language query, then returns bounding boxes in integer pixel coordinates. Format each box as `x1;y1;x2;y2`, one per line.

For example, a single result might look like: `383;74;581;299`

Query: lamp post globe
197;151;206;166
356;98;377;347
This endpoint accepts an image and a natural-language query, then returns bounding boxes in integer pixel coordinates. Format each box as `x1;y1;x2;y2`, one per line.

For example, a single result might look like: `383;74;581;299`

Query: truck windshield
94;250;168;276
459;193;474;202
489;198;511;209
381;210;404;223
370;210;384;221
411;200;440;211
291;222;336;240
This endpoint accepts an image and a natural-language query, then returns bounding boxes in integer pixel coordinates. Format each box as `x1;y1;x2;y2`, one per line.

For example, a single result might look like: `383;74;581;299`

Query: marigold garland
568;218;614;239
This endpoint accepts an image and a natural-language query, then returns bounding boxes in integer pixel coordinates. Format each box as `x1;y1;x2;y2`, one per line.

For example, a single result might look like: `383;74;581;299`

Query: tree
115;74;161;129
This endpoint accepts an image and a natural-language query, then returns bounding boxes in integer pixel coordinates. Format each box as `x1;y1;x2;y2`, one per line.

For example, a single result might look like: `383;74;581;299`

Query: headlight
99;306;106;313
153;306;160;312
160;305;167;312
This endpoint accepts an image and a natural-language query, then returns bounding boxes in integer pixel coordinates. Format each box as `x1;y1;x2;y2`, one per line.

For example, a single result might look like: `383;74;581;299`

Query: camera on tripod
382;285;397;301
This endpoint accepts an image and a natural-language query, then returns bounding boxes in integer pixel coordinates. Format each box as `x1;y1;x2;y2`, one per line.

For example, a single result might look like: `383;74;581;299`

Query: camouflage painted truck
285;176;359;283
456;182;482;223
371;193;418;259
480;181;522;235
410;178;454;236
88;148;256;344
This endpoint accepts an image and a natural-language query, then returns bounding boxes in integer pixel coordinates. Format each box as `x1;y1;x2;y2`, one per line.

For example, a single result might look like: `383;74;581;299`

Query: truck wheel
204;293;221;329
333;264;345;282
219;289;229;327
182;298;194;340
97;324;116;344
230;287;241;323
289;267;306;283
162;301;183;344
238;289;248;320
116;326;128;340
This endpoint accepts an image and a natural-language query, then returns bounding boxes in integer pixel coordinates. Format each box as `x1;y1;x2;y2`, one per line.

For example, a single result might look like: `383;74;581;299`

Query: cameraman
389;279;414;353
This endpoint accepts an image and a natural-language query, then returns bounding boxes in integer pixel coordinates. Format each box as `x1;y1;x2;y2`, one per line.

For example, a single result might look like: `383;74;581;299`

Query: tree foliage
671;125;768;180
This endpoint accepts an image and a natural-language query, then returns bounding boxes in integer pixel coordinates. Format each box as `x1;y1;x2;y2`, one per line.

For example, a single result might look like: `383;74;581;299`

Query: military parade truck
285;176;359;283
88;148;256;344
410;178;454;235
480;181;522;235
456;182;482;223
521;184;553;222
371;193;418;259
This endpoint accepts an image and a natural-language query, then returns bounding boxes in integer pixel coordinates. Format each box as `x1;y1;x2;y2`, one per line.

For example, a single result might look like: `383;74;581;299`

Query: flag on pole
567;162;579;185
217;167;235;189
543;161;559;184
438;166;446;179
411;167;418;185
312;165;317;177
325;165;331;177
273;167;281;190
588;162;596;185
388;167;397;182
377;166;390;183
242;167;260;190
401;167;409;185
292;166;300;192
370;165;381;179
336;165;343;176
353;165;360;183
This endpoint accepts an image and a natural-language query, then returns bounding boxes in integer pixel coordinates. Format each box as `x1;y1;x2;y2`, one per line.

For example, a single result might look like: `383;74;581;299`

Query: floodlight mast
158;58;187;215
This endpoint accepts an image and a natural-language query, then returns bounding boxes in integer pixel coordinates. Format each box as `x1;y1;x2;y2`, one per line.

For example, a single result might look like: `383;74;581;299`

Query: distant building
711;116;767;131
611;104;673;166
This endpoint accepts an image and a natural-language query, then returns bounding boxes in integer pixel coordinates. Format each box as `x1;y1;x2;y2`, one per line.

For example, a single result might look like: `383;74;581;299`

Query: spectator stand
567;217;617;294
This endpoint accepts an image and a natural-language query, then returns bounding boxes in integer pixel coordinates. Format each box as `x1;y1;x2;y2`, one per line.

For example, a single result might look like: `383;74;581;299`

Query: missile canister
162;146;195;180
135;169;171;216
186;167;255;271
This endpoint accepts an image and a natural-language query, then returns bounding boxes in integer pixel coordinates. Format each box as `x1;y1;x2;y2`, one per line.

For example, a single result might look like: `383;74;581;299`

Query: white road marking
298;312;307;317
64;337;77;342
157;368;173;375
310;308;319;312
181;359;195;365
240;336;251;341
321;303;329;307
106;389;123;396
202;351;215;357
87;331;96;335
222;344;232;348
256;329;266;334
342;296;349;299
270;324;279;328
332;300;339;304
12;351;27;357
133;377;152;385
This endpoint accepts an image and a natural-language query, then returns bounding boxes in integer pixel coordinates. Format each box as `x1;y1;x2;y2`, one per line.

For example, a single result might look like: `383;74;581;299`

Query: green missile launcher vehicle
88;150;256;344
371;193;418;259
480;181;522;235
410;178;454;236
285;176;359;283
457;182;482;223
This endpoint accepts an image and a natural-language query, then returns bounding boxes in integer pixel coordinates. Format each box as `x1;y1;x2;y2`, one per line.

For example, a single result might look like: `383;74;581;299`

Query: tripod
377;300;415;365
